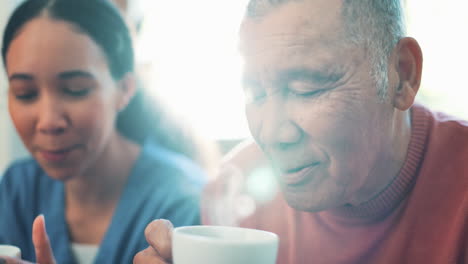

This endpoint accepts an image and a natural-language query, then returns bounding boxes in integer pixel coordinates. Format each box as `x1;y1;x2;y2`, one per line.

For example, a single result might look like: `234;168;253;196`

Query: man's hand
0;215;56;264
133;219;174;264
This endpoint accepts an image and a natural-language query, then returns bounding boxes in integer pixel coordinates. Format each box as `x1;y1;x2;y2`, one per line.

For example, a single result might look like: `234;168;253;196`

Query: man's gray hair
342;0;406;98
246;0;406;98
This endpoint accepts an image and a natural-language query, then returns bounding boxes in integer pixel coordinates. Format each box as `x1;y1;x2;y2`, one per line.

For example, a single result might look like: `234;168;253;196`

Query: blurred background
0;0;467;174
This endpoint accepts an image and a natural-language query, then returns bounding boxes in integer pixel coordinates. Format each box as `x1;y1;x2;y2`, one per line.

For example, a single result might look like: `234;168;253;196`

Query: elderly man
134;0;468;263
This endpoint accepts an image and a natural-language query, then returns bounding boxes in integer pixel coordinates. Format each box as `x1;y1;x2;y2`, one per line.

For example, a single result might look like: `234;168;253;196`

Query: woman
0;0;206;263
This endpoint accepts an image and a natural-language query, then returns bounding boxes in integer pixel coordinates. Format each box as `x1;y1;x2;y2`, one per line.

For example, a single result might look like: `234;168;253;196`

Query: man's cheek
246;110;261;138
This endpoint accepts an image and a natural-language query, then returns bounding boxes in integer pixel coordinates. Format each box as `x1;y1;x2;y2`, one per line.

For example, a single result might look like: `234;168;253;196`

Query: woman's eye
15;92;38;101
10;83;38;102
64;87;91;97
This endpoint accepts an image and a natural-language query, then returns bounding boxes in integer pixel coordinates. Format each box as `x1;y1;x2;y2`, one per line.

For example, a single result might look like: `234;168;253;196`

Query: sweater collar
328;104;432;220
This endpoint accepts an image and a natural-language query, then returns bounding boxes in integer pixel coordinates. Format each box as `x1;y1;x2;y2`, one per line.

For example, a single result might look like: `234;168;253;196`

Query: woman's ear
392;37;423;111
116;72;137;112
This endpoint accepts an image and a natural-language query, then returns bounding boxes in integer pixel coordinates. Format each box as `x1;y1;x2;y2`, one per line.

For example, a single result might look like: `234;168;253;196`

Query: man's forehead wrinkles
242;40;341;70
247;0;301;17
241;31;333;58
241;15;347;56
264;33;321;47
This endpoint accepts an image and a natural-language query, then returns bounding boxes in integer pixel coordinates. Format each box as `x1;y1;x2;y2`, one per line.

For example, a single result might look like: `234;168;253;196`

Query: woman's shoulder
1;158;43;185
137;141;207;184
0;158;53;229
0;157;58;199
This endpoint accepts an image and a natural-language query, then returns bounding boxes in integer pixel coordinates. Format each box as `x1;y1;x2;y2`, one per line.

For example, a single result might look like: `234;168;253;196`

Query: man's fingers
144;219;173;261
135;220;174;264
32;215;56;264
0;256;20;264
133;247;170;264
0;256;32;264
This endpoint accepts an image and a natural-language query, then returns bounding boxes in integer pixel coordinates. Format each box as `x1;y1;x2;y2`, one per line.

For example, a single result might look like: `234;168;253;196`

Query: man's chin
282;191;339;213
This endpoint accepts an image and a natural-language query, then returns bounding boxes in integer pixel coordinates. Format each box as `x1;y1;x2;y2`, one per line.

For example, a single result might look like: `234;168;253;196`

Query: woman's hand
0;215;56;264
32;215;56;264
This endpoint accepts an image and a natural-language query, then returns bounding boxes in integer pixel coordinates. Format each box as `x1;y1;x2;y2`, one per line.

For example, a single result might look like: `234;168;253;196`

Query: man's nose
36;97;68;135
259;98;302;151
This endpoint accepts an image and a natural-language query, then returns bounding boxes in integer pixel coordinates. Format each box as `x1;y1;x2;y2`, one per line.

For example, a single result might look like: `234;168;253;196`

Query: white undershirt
71;243;99;264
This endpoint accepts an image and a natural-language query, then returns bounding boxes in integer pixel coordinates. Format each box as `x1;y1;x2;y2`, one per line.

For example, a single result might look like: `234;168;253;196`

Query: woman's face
6;17;129;181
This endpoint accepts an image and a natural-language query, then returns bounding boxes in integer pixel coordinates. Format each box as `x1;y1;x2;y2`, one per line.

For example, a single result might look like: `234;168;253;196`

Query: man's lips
281;162;321;186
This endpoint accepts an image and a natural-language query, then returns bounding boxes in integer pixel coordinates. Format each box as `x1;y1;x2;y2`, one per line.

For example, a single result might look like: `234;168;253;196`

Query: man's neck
350;109;412;206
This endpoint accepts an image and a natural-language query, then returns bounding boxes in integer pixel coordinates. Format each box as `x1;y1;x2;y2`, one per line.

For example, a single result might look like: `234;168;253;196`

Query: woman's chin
41;166;78;182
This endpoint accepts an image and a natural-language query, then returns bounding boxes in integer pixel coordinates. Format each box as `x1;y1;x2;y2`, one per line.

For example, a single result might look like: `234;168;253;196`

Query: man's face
240;0;399;212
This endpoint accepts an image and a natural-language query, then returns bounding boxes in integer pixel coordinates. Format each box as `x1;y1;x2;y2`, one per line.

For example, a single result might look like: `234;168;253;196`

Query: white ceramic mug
0;245;21;259
172;225;279;264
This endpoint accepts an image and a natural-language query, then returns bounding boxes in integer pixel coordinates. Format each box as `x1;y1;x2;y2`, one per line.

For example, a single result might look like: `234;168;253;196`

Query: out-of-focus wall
408;0;468;118
0;0;28;175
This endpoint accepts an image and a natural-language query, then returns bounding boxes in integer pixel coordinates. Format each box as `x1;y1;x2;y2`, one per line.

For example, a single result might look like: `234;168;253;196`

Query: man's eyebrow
58;70;95;80
278;68;343;84
9;73;34;82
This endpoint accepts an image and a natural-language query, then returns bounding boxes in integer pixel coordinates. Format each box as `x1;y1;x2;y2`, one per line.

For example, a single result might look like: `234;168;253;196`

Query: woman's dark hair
2;0;133;80
2;0;217;168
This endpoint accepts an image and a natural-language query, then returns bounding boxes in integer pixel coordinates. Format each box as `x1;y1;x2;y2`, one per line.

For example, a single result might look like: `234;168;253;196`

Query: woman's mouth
39;147;76;163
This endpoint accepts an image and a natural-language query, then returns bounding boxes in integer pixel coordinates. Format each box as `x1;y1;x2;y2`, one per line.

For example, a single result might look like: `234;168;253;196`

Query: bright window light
407;0;468;118
136;0;250;140
136;0;468;143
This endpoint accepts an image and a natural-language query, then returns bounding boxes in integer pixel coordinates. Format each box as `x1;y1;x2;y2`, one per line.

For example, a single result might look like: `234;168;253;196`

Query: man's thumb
145;219;174;261
32;215;56;264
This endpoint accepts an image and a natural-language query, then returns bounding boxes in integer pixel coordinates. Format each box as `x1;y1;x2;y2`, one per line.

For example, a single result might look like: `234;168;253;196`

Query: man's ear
116;72;137;112
392;37;423;111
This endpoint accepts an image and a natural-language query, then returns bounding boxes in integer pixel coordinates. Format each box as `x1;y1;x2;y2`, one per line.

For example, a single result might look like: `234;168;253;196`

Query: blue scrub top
0;142;206;263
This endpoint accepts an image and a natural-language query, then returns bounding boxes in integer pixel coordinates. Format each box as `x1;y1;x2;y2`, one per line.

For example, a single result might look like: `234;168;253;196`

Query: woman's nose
36;98;68;135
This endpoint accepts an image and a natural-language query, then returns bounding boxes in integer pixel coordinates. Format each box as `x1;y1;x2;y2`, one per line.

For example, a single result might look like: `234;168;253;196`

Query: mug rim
0;244;21;258
173;225;279;246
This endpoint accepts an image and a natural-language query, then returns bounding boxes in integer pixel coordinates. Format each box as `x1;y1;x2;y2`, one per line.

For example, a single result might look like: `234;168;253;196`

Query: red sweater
240;105;468;264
